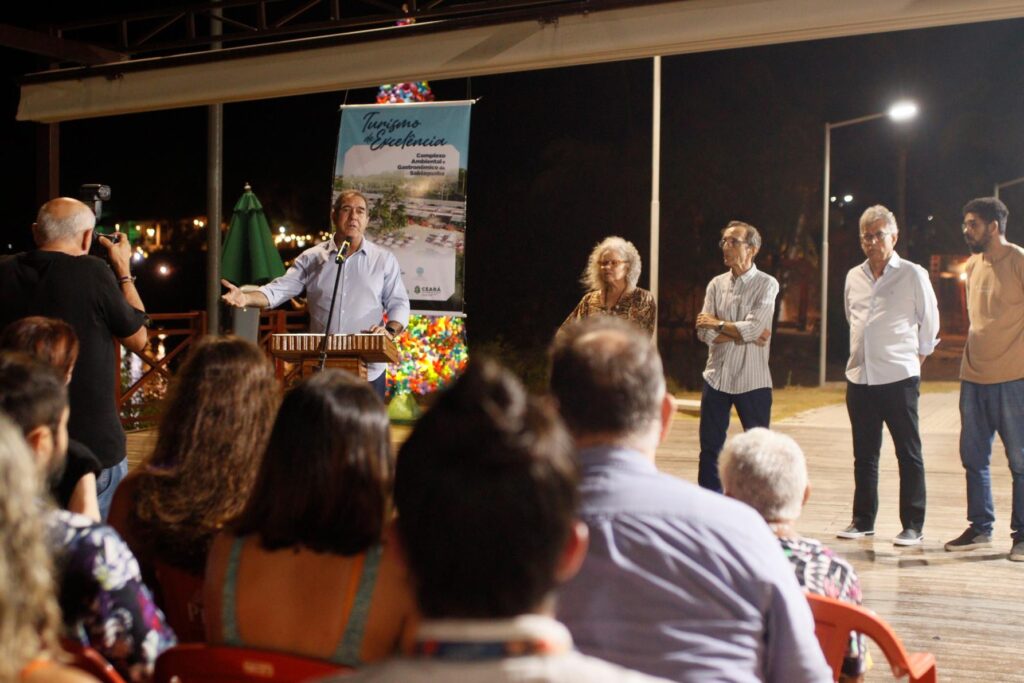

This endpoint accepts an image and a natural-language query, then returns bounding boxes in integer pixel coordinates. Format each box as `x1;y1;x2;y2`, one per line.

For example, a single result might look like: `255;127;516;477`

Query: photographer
0;196;148;519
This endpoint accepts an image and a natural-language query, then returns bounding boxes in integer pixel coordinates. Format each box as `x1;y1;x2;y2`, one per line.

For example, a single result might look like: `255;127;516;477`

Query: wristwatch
717;320;725;332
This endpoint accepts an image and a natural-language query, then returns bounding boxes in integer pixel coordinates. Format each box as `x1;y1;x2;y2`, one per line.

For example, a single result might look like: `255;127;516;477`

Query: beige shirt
960;243;1024;383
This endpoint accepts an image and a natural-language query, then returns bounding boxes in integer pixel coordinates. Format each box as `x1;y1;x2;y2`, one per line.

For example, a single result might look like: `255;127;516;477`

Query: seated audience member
204;370;416;665
1;316;101;521
550;318;830;682
0;413;96;683
321;359;669;682
108;337;278;641
0;351;176;682
720;428;866;681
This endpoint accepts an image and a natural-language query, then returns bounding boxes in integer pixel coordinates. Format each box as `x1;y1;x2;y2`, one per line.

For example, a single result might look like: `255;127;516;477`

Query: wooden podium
270;333;399;382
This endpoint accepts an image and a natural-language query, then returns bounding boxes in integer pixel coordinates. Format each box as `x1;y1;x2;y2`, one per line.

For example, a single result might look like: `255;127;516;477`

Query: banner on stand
333;101;472;315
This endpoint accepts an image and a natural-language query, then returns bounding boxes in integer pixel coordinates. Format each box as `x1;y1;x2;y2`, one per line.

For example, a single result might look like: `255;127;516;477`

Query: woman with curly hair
0;413;94;682
108;336;279;641
559;236;656;337
204;370;417;665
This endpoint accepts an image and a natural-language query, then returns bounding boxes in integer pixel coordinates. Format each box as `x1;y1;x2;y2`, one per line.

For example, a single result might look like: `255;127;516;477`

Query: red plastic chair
154;644;352;682
806;593;937;682
61;638;127;683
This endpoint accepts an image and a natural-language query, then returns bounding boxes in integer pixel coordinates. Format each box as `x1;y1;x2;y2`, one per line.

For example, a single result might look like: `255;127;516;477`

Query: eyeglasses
719;238;748;248
860;230;892;244
598;259;626;267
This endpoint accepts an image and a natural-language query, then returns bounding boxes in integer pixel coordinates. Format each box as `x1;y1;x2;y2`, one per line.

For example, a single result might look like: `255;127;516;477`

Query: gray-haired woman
560;236;656;337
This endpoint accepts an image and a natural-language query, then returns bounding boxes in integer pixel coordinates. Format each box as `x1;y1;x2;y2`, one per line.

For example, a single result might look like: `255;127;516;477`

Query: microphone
335;235;351;264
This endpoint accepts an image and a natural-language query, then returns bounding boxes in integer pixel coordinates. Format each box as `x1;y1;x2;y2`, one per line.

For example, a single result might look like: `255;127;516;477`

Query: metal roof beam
0;23;126;65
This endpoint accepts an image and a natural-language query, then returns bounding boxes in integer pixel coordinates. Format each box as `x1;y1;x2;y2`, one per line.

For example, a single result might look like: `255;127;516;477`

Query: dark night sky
3;13;1023;386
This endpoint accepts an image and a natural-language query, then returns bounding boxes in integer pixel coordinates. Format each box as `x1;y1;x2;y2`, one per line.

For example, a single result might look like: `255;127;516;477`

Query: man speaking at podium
222;190;410;398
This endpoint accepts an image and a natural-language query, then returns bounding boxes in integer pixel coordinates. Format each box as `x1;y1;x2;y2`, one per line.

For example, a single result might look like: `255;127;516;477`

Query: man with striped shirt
695;220;780;492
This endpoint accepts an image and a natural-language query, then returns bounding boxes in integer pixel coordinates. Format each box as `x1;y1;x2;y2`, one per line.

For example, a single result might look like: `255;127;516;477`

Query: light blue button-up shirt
844;252;940;385
259;236;410;380
557;445;831;683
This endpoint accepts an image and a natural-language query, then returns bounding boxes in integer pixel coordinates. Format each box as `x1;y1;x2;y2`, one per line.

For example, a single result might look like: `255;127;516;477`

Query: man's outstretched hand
221;279;247;307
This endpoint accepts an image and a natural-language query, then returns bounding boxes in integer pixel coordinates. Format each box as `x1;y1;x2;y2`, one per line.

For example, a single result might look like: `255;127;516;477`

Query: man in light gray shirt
552;318;831;683
695;220;780;491
837;205;939;546
222;190;409;398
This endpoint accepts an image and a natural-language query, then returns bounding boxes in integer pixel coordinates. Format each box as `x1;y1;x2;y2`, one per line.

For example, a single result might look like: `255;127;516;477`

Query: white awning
18;0;1024;122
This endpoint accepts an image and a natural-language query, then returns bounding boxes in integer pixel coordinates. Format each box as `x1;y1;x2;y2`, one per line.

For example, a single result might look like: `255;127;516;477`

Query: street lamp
994;176;1024;199
819;100;919;386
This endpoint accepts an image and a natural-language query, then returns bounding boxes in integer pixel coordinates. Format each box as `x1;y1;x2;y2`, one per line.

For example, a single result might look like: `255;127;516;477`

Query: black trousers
845;377;926;532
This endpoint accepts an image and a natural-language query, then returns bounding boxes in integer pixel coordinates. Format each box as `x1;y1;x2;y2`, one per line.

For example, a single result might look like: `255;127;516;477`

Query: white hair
719;428;807;522
581;236;642;292
859;204;898;234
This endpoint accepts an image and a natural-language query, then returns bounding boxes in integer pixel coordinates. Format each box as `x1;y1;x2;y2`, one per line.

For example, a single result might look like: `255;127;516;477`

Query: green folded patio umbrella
220;183;286;285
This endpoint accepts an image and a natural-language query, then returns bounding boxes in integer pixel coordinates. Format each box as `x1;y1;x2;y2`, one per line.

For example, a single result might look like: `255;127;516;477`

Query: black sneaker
893;529;923;546
944;527;992;551
836;524;875;539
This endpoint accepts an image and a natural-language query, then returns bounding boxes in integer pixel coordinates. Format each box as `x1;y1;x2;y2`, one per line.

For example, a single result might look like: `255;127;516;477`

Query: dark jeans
959;379;1024;540
698;381;772;492
846;377;925;532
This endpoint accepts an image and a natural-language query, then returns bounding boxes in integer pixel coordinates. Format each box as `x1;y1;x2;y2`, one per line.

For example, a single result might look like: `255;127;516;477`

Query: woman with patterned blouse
720;428;867;682
560;236;656;337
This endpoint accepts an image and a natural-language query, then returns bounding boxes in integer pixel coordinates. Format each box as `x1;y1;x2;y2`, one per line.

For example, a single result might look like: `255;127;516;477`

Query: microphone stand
316;238;350;372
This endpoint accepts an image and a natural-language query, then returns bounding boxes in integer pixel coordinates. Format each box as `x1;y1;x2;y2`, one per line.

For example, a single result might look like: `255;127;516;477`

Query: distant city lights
157;264;171;276
843;194;854;203
273;230;330;248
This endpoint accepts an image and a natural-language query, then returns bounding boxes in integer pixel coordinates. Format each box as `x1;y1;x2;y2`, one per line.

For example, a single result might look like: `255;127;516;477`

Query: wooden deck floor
661;390;1024;682
126;388;1024;680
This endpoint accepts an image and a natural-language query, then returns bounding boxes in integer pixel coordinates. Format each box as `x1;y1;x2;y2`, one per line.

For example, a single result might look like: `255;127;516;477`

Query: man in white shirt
695;221;780;492
837;205;939;546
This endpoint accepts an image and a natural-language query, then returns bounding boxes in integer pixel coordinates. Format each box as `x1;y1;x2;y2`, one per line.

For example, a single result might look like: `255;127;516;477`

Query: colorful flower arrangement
387;314;467;396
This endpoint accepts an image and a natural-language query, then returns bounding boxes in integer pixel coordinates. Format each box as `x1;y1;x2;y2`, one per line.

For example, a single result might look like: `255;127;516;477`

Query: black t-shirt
53;438;102;509
0;251;147;467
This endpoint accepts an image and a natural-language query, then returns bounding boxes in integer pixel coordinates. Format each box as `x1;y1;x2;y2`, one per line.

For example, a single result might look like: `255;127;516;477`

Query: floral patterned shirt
560;288;657;337
779;535;866;676
47;509;177;682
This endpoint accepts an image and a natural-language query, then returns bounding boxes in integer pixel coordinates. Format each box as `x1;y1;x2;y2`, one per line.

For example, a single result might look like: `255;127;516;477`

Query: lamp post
819;101;918;386
994;176;1024;199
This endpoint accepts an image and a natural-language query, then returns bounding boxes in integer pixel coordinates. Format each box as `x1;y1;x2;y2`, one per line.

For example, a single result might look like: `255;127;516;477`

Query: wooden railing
115;309;310;427
115;312;207;428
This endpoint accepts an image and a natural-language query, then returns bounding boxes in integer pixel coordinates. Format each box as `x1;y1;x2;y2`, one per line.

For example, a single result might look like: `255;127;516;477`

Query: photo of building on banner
332;101;473;404
333;101;472;314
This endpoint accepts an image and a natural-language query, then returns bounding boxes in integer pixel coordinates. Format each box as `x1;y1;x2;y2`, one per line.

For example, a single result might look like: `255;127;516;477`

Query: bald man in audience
551;318;829;682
